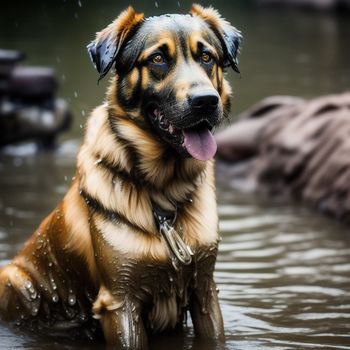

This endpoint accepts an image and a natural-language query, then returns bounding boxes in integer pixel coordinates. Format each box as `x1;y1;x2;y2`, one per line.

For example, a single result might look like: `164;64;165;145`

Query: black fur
87;26;144;81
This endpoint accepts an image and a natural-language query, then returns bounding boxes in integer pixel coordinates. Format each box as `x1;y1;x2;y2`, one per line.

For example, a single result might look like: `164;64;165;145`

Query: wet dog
0;5;241;349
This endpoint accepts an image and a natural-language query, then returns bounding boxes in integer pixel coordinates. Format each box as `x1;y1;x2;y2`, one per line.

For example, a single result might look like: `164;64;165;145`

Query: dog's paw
0;264;41;322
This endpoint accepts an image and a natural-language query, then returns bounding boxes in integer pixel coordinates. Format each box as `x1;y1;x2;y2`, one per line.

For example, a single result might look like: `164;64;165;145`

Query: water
1;0;350;349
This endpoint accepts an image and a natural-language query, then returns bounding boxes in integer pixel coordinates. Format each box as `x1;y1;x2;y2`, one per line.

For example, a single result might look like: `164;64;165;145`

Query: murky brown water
1;0;350;349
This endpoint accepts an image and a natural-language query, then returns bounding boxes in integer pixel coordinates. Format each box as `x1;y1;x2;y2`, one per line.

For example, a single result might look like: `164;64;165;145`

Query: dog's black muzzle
175;91;220;130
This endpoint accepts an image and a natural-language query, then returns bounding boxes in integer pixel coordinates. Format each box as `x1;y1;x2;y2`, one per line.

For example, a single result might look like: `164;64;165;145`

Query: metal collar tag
153;203;193;269
159;220;193;268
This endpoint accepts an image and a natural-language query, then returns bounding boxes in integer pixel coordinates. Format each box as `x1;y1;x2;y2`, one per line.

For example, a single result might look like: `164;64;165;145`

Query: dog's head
87;5;241;161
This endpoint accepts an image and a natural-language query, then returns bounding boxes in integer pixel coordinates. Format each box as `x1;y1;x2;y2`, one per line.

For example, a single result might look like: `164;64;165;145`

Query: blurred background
0;1;350;349
2;0;350;136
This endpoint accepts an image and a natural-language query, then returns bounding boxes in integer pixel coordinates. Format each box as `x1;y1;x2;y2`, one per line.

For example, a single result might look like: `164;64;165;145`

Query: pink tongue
183;128;217;161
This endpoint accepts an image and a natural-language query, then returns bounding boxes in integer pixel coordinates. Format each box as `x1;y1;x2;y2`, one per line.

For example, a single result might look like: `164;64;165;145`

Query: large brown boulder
216;92;350;221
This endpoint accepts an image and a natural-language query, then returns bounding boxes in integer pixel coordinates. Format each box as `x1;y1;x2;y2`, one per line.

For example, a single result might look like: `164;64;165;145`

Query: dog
0;4;241;349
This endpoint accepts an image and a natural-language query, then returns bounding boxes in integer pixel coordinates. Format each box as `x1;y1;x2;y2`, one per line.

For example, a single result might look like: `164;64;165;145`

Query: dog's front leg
93;287;148;350
190;279;225;342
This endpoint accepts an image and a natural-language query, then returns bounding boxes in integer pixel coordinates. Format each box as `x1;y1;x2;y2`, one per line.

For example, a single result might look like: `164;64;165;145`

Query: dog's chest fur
91;219;218;332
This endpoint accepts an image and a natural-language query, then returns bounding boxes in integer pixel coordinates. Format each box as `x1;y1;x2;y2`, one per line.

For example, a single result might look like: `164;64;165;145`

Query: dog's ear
87;6;144;80
190;4;242;73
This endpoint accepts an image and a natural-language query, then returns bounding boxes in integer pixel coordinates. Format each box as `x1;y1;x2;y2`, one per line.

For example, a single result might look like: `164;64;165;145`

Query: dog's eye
148;52;168;78
151;54;165;65
201;51;213;64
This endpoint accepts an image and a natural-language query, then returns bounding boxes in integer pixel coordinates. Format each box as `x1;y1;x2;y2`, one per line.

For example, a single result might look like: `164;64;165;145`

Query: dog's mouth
147;104;217;161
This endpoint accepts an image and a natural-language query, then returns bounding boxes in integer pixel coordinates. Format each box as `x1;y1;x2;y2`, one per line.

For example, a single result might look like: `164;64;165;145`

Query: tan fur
96;7;144;46
191;4;230;35
96;216;168;261
138;38;176;61
62;182;98;281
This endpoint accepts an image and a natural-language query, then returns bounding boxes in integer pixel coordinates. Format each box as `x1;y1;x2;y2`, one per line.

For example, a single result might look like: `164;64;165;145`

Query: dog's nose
190;92;219;113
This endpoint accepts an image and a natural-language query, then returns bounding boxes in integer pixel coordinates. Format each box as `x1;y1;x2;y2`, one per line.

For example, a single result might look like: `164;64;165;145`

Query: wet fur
0;5;241;349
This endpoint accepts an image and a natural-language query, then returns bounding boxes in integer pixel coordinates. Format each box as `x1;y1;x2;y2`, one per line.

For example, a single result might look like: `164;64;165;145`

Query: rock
216;92;350;221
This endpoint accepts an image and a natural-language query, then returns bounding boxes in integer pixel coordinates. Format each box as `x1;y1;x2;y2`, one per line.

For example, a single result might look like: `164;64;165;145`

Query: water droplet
74;91;78;98
31;307;39;316
52;293;59;303
155;1;158;8
36;240;43;250
201;305;208;314
25;281;33;289
51;278;57;290
78;0;82;7
68;293;76;306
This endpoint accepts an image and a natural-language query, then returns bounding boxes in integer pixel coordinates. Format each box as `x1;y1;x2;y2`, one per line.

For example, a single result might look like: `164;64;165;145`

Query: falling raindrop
81;109;85;116
177;1;181;7
74;91;78;98
155;1;158;8
52;293;59;303
78;0;82;7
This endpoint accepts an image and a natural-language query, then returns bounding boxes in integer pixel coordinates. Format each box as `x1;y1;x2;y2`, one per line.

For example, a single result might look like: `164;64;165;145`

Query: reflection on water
1;0;350;349
216;163;350;350
1;145;350;349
